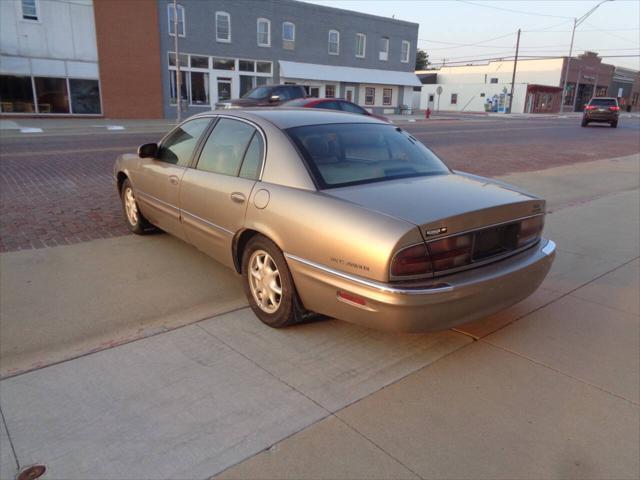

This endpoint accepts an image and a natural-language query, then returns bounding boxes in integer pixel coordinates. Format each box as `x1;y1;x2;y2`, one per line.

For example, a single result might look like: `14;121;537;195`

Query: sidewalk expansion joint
0;403;20;471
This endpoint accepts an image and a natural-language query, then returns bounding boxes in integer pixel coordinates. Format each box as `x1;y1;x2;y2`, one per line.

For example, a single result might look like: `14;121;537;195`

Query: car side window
272;87;293;101
340;102;368;115
196;118;256;176
156;118;211;166
289;86;304;99
239;133;264;180
314;101;342;111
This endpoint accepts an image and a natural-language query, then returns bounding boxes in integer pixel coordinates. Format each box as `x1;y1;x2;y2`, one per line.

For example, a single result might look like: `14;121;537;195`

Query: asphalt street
1;114;639;252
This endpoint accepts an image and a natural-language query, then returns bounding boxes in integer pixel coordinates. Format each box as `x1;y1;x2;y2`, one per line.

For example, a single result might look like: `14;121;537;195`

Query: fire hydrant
425;108;431;119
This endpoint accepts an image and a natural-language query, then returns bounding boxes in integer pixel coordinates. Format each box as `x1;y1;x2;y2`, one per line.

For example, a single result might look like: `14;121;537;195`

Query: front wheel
120;178;154;234
242;235;306;328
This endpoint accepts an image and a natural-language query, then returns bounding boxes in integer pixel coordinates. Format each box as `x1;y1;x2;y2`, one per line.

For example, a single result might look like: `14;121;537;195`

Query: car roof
191;108;387;129
590;97;617;101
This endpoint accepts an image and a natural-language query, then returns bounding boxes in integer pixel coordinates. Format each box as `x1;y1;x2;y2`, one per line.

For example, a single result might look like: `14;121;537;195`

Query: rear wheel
242;235;306;328
120;178;154;234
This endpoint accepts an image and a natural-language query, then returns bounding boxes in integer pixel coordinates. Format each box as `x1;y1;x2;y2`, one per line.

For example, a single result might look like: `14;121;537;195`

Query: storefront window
69;79;101;114
256;62;271;74
239;60;255;72
169;70;188;104
240;75;254;97
563;82;575;105
0;75;35;113
168;52;189;67
34;77;69;113
325;85;336;98
190;56;209;69
213;58;235;70
190;72;209;105
365;87;375;105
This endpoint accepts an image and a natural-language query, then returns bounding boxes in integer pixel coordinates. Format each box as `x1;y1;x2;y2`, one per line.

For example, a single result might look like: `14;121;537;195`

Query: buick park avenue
114;109;555;332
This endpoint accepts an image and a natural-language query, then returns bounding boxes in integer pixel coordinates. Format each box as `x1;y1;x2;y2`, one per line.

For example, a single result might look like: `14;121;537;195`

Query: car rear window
589;98;617;107
287;123;450;188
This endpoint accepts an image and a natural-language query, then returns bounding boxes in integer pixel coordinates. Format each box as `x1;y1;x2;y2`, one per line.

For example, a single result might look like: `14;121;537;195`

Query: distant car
114;109;555;332
216;84;306;109
582;97;620;128
281;97;390;122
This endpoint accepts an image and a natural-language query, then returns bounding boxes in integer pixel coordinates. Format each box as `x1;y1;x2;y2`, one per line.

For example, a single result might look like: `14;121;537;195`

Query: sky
302;0;640;70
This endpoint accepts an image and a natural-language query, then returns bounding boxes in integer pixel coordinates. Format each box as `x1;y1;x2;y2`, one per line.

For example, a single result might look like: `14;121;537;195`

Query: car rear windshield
287;123;450;188
589;98;617;107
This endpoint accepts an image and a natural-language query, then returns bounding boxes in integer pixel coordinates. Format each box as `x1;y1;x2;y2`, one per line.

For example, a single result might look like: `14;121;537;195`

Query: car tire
120;178;154;235
242;235;306;328
611;121;618;128
581;119;588;127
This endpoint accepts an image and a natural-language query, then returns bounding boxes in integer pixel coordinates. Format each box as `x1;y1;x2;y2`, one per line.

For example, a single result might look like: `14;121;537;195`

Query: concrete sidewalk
0;156;638;479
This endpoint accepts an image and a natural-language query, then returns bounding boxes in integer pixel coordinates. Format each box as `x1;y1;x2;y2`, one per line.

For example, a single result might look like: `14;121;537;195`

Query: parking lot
0;115;639;479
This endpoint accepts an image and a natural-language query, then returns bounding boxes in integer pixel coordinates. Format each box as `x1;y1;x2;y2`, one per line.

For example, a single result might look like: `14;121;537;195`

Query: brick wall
94;0;164;118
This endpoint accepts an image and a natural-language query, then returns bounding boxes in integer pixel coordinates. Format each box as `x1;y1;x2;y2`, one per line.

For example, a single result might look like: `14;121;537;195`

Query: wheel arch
232;227;287;274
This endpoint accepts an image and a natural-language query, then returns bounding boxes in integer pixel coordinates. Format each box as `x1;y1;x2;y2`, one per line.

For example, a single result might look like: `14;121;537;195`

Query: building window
325;85;336;98
356;33;366;58
490;77;498;84
379;37;389;61
257;18;270;47
190;55;209;69
190;72;209;105
216;11;231;43
383;88;392;106
328;30;339;55
401;41;410;63
365;87;375;105
69;79;101;114
21;0;38;21
169;70;188;105
283;21;295;42
33;77;69;113
212;57;235;70
451;93;458;105
167;3;185;37
0;75;35;113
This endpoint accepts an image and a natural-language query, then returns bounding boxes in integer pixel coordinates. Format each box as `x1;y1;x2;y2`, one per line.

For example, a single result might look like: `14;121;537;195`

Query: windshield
243;86;272;99
287;123;450;188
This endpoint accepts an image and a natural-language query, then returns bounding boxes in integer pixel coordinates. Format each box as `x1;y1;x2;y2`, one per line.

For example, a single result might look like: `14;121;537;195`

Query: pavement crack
0;403;20;471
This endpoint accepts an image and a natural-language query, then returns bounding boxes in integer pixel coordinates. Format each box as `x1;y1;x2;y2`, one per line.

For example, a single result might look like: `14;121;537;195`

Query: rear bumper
584;112;618;122
286;239;556;332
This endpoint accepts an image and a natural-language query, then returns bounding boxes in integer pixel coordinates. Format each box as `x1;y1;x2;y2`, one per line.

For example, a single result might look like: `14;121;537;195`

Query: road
1;115;639;252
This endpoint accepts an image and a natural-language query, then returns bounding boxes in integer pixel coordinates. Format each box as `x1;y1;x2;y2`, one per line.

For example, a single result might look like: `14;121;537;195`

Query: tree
415;49;430;70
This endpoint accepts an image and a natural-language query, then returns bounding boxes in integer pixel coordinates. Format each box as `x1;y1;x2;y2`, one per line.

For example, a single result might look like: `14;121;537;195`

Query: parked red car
281;98;390;122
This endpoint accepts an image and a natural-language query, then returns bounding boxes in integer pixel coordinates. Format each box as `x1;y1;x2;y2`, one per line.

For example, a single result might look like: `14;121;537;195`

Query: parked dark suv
582;97;620;128
215;84;306;109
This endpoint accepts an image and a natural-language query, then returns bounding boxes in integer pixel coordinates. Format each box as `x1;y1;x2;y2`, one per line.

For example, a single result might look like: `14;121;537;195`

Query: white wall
420;83;528;114
0;0;97;62
422;58;564;88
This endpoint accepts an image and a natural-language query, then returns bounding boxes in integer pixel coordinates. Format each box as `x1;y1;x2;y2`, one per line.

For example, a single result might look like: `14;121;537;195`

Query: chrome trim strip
542;239;556;256
424;212;545;243
136;190;179;211
284;253;454;295
181;210;234;236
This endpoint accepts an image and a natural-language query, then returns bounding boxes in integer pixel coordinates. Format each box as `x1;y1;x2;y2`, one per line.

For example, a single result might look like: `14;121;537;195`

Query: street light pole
559;0;613;113
508;29;521;114
174;0;181;123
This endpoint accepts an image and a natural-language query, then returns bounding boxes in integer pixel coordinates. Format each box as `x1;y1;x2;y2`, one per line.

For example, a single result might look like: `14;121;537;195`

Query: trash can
399;105;412;115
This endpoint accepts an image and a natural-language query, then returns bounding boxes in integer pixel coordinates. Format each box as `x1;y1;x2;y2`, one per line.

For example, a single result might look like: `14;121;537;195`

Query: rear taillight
609;106;620;111
428;234;473;271
518;215;544;247
585;105;597;111
390;244;432;277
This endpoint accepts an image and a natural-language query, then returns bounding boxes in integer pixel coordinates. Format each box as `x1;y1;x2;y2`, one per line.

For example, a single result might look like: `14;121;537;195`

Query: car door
133;117;211;239
179;117;264;268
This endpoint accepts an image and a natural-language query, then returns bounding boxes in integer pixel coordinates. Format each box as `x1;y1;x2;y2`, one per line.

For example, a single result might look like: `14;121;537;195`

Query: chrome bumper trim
284;253;454;295
542;239;556;256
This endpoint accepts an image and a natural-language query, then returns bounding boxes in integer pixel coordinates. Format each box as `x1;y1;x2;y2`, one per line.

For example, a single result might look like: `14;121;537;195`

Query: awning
279;61;422;87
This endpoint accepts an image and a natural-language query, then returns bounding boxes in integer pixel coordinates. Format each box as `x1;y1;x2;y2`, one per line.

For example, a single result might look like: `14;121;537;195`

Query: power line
456;0;572;19
417;31;515;49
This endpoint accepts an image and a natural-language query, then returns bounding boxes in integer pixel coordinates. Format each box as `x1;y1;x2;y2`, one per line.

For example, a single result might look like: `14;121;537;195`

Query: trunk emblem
426;227;447;237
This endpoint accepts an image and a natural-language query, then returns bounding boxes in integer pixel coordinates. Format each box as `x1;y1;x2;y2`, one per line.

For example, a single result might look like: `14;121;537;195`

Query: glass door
216;77;232;102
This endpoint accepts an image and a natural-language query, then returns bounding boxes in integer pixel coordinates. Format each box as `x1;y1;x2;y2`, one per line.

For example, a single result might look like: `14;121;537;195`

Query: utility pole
560;0;613;113
174;0;181;123
508;29;521;114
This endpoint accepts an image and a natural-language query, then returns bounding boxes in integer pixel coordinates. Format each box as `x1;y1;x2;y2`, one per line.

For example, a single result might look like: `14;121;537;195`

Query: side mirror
138;143;158;158
269;95;280;103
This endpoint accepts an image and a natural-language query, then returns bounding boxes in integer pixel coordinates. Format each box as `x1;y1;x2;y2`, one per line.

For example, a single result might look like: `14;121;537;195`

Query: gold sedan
114;109;555;332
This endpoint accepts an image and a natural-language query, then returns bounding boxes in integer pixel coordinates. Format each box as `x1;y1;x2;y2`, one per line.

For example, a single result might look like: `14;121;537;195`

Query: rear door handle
230;192;246;203
169;175;179;185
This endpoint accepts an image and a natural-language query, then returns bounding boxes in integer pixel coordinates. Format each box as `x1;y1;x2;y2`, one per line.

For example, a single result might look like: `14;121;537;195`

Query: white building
0;0;102;115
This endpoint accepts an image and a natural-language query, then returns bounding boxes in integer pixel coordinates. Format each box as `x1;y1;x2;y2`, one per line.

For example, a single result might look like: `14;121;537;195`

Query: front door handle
230;192;246;203
169;175;179;185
